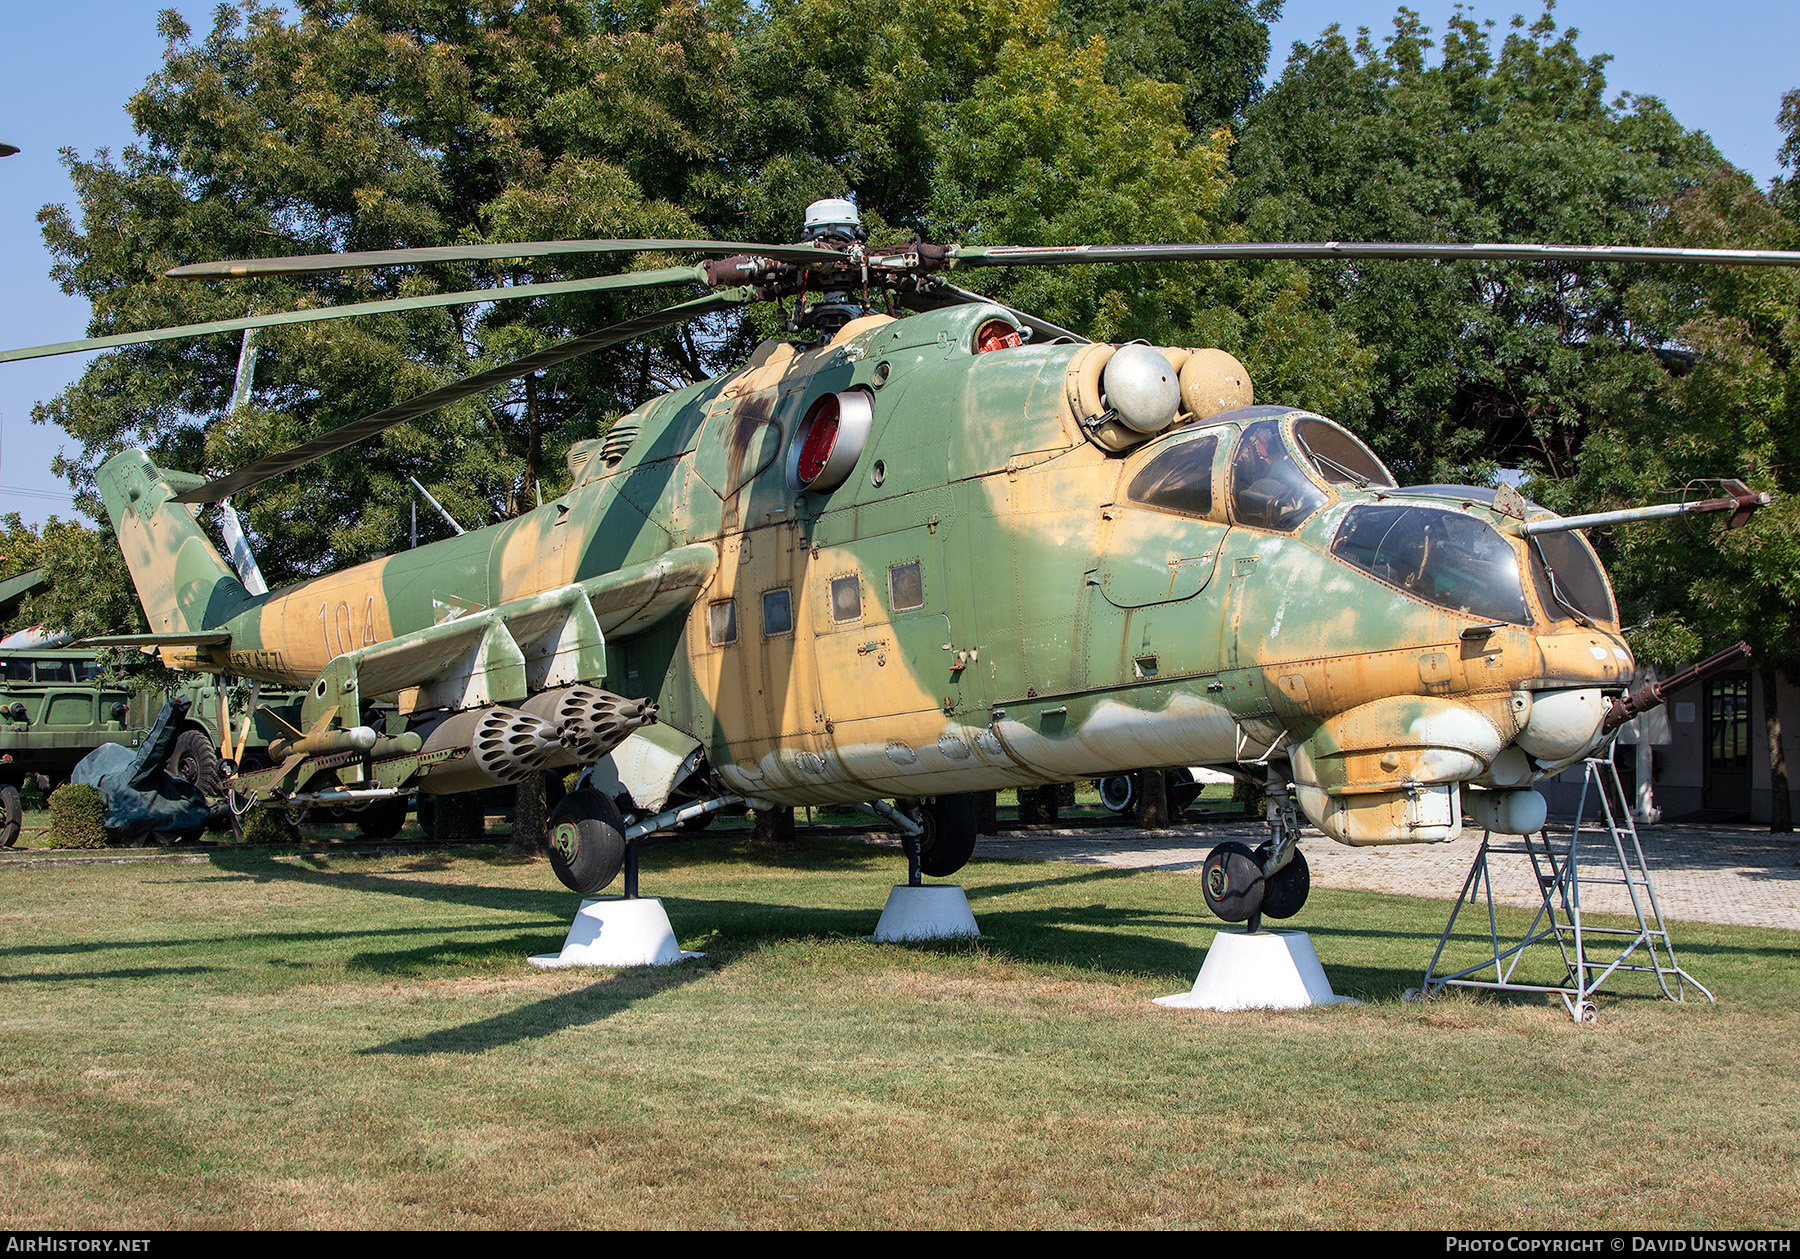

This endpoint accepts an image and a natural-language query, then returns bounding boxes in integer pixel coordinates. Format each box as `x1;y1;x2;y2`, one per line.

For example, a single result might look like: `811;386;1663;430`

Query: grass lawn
1;831;1795;1229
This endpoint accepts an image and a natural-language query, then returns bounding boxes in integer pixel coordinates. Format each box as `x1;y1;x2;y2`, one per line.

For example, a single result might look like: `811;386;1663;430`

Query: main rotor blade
168;239;838;279
0;266;709;365
171;289;752;505
952;242;1800;269
899;284;1090;344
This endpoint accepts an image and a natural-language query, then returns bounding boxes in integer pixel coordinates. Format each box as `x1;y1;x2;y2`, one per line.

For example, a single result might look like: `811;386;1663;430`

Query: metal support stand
623;843;640;900
1417;756;1713;1023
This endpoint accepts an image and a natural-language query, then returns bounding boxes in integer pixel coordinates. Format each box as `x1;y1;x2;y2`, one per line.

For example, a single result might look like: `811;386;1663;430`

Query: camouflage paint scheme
95;301;1629;844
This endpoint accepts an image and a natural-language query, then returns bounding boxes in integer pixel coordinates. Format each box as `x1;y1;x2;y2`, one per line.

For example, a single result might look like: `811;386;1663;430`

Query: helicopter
2;197;1792;927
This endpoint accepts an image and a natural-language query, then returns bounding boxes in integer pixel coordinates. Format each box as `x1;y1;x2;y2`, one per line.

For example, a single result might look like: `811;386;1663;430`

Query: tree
1053;0;1284;132
1231;3;1723;484
0;513;141;642
1575;158;1799;831
36;1;737;587
35;0;1363;597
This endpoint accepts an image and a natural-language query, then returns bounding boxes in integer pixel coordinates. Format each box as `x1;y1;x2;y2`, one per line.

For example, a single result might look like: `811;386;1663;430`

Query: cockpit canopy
1332;504;1532;623
1390;485;1619;625
1124;410;1397;533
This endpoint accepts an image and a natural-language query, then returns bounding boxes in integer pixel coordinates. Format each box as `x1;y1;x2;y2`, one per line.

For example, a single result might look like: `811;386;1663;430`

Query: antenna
408;475;466;535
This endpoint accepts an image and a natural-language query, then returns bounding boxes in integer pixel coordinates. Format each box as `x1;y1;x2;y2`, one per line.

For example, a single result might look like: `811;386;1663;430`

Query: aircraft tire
1096;776;1134;814
1255;842;1310;919
0;783;20;848
548;788;627;895
917;794;979;878
1201;841;1265;923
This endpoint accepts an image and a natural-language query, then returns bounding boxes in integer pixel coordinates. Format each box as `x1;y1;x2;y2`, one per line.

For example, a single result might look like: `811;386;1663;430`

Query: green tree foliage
1054;0;1282;131
1573;173;1800;681
0;513;141;641
1233;4;1722;483
37;0;737;583
34;0;1337;590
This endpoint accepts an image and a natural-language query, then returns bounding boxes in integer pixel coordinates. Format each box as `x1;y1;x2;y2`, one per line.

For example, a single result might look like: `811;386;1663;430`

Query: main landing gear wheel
0;783;21;848
1097;776;1135;814
1201;841;1265;924
1254;841;1311;920
914;794;979;878
548;788;627;895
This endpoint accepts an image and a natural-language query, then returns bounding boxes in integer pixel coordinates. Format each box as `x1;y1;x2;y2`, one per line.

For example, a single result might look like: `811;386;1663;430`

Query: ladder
1416;755;1713;1023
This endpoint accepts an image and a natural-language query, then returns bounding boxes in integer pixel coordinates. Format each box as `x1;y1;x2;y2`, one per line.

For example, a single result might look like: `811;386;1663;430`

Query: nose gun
1603;640;1753;732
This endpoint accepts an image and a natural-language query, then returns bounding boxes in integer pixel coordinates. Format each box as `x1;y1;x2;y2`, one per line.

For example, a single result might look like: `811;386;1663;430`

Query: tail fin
96;450;255;635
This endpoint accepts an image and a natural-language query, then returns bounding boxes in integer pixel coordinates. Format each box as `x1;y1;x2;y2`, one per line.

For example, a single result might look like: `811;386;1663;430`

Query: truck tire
0;784;20;848
167;729;222;797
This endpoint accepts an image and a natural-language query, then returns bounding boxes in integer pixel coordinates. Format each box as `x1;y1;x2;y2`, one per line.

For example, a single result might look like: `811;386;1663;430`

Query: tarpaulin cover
72;696;211;840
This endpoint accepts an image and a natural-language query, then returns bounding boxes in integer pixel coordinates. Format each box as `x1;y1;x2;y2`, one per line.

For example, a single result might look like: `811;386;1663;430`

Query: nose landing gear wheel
547;788;627;895
1096;776;1135;814
1254;841;1311;919
1201;841;1265;924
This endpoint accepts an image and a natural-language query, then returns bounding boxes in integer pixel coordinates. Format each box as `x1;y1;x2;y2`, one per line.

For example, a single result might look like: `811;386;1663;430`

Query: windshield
1528;530;1617;624
1332;504;1532;624
1126;434;1219;518
1229;420;1326;531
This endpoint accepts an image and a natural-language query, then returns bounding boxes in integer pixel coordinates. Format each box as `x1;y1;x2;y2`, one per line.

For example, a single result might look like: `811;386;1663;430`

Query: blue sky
1;0;1795;528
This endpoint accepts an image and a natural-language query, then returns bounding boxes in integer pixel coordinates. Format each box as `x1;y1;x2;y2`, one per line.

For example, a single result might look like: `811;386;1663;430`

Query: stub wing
300;543;716;725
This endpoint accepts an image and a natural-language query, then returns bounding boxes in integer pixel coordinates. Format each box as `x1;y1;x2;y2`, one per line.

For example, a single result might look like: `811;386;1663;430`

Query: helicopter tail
95;449;256;639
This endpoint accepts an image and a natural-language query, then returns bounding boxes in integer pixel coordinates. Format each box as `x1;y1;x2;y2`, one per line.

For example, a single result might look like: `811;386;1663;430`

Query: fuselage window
1332;504;1532;624
763;588;793;636
1292;418;1395;487
1229;420;1327;532
889;562;924;611
707;600;738;646
1125;434;1219;518
830;575;862;623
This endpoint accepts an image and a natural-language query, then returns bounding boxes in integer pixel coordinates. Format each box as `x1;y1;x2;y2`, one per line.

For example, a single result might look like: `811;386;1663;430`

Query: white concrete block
529;897;702;968
1155;929;1357;1011
870;884;981;942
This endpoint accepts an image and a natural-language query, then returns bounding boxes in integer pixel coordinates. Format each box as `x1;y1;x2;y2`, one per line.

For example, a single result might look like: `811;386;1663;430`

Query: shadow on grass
0;919;569;959
201;848;557;916
362;963;710;1055
347;931;568;976
0;964;223;985
629;832;896;877
660;889;1213;980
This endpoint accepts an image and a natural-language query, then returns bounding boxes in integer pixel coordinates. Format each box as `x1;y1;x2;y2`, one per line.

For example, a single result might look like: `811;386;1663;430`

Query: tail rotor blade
171;289;751;505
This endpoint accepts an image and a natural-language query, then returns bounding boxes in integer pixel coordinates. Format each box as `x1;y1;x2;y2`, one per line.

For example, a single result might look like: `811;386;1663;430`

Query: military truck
0;643;347;844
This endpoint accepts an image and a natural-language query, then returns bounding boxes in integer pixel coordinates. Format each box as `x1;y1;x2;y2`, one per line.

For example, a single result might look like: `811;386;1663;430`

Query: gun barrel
1603;640;1752;731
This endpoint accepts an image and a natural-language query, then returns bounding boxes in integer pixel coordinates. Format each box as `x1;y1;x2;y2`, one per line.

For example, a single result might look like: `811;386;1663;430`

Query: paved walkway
977;819;1800;932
